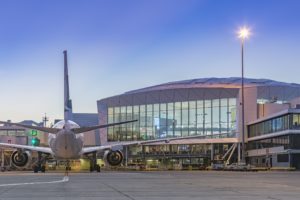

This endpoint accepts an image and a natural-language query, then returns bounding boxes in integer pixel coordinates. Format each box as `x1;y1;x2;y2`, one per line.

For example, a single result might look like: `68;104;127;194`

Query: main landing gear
89;152;100;172
33;152;48;173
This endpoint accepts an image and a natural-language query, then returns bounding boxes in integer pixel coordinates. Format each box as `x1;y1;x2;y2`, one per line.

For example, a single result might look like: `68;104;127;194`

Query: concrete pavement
0;171;299;200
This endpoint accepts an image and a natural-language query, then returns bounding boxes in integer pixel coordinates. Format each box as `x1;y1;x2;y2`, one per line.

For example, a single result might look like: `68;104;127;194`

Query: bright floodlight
238;26;250;40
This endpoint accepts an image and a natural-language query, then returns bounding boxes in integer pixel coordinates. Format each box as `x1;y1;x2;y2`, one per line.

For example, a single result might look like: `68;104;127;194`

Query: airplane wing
0;143;53;154
0;121;60;134
81;142;139;154
81;136;198;154
81;145;114;154
72;120;138;134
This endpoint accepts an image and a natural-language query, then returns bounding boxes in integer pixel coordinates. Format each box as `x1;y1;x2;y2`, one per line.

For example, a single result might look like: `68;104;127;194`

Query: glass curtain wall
146;104;154;140
133;106;140;140
248;113;300;138
167;103;174;137
182;102;189;137
174;102;182;137
160;103;167;138
139;105;146;140
0;130;26;136
204;100;212;135
228;99;237;136
196;101;204;135
189;101;196;136
107;98;237;141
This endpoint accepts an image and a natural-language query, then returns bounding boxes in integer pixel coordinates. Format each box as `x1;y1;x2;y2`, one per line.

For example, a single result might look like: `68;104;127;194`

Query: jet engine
104;150;123;166
11;150;31;167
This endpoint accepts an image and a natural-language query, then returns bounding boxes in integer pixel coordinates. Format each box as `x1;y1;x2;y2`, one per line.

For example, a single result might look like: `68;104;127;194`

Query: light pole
42;113;49;127
238;26;250;164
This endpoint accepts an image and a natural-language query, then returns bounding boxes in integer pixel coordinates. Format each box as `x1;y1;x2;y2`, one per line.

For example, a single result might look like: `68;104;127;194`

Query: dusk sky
0;0;299;123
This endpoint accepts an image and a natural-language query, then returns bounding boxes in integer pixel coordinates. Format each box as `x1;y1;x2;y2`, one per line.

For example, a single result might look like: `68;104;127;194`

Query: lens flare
238;26;251;40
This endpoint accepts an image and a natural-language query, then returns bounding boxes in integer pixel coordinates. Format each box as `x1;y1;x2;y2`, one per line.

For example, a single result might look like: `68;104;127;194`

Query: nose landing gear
64;160;71;176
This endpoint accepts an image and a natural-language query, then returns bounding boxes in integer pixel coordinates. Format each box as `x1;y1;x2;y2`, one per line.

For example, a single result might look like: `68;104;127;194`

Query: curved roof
126;77;300;94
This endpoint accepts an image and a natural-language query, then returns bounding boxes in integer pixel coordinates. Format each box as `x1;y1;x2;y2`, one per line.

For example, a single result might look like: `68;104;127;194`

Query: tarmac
0;171;299;200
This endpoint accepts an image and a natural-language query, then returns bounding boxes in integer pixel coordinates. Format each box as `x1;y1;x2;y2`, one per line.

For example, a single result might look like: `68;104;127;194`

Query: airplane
0;51;141;173
0;51;201;174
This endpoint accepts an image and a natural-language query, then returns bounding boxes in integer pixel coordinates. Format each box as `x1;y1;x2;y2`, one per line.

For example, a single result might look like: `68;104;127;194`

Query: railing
131;151;209;158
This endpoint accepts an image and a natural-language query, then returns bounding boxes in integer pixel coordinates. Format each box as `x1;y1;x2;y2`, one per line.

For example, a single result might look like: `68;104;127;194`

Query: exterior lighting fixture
237;26;251;164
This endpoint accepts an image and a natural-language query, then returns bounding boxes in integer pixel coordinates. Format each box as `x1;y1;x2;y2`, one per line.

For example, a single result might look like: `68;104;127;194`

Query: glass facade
248;113;300;138
247;134;300;169
141;144;211;156
126;143;233;170
247;135;290;150
0;129;26;136
107;98;237;141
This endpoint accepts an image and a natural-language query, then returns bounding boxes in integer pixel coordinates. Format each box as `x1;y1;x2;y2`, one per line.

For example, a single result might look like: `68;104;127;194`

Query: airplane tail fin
63;50;73;121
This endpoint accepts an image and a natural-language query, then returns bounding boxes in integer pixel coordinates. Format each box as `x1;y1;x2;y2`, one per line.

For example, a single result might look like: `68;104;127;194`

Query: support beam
1;149;4;168
225;143;237;165
238;143;241;164
210;144;214;166
125;146;128;167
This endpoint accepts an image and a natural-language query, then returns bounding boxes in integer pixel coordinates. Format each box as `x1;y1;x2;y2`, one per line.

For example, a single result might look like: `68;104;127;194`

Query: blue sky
0;0;299;122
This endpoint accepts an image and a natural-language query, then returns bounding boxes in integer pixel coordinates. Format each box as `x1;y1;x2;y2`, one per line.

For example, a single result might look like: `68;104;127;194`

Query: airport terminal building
97;77;300;169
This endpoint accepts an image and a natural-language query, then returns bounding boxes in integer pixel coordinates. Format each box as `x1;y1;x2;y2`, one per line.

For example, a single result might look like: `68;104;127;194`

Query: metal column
1;149;4;168
210;144;214;165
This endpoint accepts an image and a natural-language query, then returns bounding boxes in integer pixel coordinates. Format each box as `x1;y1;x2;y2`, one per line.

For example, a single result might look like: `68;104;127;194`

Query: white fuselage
48;120;84;159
